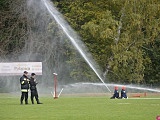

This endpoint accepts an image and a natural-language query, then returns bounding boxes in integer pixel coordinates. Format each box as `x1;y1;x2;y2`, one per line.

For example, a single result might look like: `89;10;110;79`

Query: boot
37;99;43;104
31;98;34;104
20;97;24;105
25;100;28;104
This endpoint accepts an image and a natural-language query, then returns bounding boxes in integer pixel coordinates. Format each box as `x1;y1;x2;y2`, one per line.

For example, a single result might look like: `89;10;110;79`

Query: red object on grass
157;116;160;120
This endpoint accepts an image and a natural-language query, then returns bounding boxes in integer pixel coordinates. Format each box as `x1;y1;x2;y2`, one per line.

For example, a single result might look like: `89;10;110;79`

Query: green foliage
0;0;27;56
54;0;160;84
53;0;118;79
144;37;160;84
108;0;160;83
1;0;160;84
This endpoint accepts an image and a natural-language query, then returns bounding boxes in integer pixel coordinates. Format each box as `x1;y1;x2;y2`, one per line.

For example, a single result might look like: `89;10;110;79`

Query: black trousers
31;90;39;103
21;92;28;104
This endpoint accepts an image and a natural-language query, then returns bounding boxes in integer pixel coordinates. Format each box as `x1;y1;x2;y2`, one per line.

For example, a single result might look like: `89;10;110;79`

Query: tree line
0;0;160;86
52;0;160;85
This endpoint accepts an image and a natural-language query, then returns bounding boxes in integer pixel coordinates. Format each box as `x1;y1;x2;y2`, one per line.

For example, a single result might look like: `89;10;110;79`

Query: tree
53;0;118;82
0;0;27;58
1;0;160;85
108;0;160;83
54;0;160;84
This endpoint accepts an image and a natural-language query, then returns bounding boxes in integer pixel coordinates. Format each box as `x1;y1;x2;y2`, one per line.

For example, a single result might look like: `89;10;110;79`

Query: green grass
0;94;160;120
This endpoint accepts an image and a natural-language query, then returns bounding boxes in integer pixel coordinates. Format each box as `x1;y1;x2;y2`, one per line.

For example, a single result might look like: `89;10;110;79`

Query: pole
53;73;58;99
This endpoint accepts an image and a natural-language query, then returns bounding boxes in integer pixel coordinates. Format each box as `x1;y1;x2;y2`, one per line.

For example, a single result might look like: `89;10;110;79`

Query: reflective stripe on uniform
21;89;29;92
21;81;25;84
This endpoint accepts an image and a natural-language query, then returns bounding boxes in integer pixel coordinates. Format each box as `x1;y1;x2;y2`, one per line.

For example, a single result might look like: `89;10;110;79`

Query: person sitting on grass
110;86;119;99
121;86;128;99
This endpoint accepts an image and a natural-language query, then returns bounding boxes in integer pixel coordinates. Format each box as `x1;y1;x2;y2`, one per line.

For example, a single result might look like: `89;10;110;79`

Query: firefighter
121;86;128;99
29;73;42;104
20;71;30;104
110;86;119;99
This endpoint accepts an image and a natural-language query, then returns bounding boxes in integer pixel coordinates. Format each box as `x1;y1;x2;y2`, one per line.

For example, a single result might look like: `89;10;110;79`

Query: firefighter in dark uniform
29;73;42;104
121;86;128;99
20;71;30;104
110;86;119;99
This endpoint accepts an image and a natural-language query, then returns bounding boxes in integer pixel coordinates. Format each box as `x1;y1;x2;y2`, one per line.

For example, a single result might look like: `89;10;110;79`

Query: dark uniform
29;73;42;104
20;71;30;104
121;87;128;99
110;86;119;99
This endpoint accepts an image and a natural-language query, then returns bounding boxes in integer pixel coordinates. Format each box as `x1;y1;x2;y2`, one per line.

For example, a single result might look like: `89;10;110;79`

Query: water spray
51;91;54;98
82;82;160;93
58;88;64;98
42;0;111;92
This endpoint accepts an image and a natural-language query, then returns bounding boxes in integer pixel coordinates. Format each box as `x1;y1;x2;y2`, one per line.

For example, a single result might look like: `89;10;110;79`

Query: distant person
110;86;119;99
121;86;128;99
29;73;42;104
20;71;30;104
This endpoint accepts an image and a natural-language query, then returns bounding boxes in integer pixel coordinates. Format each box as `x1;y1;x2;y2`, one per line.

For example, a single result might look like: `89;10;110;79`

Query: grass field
0;93;160;120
